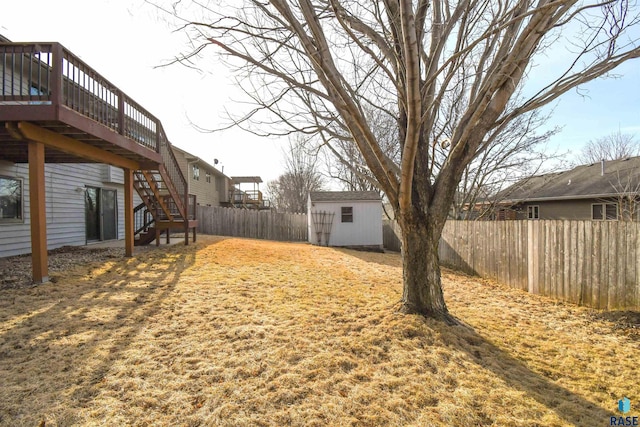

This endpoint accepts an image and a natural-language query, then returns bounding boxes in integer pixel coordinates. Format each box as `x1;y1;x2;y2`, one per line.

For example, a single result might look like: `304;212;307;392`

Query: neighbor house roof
171;145;230;179
497;156;640;202
309;191;381;202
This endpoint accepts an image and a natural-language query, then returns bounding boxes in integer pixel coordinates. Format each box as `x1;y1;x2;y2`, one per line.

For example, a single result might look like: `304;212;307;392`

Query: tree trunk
398;213;453;322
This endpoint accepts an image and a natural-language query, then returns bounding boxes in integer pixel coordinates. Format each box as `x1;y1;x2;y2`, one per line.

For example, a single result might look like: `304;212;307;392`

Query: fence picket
382;219;638;310
197;206;308;242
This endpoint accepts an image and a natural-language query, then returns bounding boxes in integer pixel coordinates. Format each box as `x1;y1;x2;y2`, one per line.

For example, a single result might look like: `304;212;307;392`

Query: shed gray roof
309;191;381;202
497;156;640;202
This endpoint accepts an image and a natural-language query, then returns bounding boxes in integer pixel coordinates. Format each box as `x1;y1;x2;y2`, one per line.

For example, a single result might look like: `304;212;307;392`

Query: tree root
398;302;461;326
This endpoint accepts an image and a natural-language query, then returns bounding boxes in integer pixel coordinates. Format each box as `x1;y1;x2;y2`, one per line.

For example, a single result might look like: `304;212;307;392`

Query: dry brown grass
0;236;637;426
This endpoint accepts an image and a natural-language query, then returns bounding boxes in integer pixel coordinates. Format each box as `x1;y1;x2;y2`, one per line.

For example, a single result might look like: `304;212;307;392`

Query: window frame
192;165;200;181
205;172;211;183
527;205;539;220
341;206;353;223
29;85;46;96
0;175;24;223
592;202;618;221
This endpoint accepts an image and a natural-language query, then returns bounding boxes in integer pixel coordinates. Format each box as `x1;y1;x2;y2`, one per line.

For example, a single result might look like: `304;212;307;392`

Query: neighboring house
493;157;640;221
171;146;232;207
228;176;271;209
308;191;383;249
0;162;138;257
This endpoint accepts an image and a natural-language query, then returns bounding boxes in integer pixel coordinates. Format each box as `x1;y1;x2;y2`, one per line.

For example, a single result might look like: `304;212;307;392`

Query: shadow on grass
336;242;482;276
335;244;479;275
333;247;403;268
590;310;640;341
338;243;617;423
426;317;617;425
0;240;212;425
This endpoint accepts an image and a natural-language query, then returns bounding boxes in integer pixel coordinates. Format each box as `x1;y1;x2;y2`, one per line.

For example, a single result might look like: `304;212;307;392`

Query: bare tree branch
577;130;640;164
151;0;640;320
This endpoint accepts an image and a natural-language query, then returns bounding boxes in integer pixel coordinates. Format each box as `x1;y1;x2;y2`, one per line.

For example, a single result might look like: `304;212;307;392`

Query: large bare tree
576;130;640;164
160;0;640;321
266;138;325;213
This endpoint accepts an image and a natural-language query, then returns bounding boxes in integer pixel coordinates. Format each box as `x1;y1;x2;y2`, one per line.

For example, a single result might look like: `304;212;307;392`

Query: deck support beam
14;122;141;170
124;169;134;257
28;141;49;284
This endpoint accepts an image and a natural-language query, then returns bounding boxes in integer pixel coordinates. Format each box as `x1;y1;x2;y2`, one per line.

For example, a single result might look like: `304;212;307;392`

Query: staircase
0;41;197;250
132;129;197;246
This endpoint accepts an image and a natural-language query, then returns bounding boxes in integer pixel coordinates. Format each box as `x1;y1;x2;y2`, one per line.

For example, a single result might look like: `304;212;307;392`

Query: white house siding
0;162;131;258
308;200;383;247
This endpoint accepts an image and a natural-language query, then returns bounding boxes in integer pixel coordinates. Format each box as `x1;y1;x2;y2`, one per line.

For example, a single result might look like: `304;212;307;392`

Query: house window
592;203;618;221
30;85;46;96
206;172;211;183
192;165;200;181
0;176;23;222
527;205;539;220
341;206;353;223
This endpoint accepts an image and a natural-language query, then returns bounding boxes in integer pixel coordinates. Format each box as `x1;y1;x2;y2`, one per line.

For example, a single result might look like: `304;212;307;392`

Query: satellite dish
214;159;219;165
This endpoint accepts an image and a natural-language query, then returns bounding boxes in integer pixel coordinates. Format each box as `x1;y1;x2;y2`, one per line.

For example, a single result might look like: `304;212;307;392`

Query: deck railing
1;43;160;151
158;127;187;213
228;189;271;209
230;189;263;204
1;43;53;105
1;42;189;216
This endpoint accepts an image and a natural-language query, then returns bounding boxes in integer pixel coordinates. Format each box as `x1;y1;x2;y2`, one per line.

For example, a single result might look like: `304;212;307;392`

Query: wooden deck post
184;192;189;246
28;141;48;283
124;169;134;257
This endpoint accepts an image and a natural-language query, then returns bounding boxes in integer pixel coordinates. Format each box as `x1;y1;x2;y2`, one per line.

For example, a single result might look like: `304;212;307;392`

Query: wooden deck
0;41;197;282
0;43;165;164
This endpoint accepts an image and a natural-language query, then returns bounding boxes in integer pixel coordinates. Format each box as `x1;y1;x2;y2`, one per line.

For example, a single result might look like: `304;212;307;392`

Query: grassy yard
0;236;637;426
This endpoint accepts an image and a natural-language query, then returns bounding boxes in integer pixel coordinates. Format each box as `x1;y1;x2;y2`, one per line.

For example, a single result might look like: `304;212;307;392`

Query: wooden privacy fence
197;206;308;242
383;220;639;310
382;220;403;252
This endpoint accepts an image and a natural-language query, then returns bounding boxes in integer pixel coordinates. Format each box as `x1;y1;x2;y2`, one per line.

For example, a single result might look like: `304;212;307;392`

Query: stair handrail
156;124;188;219
134;201;155;235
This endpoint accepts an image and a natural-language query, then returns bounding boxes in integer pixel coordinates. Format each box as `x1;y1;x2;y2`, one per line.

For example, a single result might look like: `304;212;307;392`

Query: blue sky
2;0;286;183
2;0;639;184
539;59;640;154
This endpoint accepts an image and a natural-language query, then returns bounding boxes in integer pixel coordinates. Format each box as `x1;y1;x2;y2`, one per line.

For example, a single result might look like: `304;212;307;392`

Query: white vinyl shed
308;191;383;249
